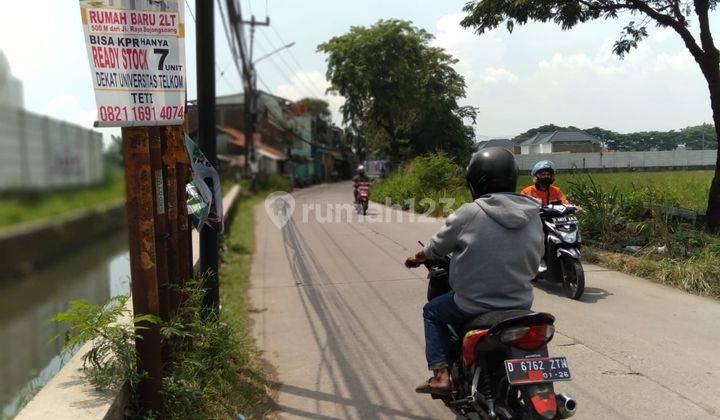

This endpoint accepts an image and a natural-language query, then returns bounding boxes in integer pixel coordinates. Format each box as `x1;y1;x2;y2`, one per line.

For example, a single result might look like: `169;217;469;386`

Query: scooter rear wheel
560;259;585;300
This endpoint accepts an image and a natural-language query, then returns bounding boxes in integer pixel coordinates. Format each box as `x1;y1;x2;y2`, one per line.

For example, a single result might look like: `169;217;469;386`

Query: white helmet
357;165;365;174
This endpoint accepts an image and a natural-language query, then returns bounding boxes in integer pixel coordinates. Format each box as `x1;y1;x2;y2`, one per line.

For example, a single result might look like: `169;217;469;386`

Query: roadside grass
217;193;276;419
0;169;125;231
584;246;720;298
372;153;720;299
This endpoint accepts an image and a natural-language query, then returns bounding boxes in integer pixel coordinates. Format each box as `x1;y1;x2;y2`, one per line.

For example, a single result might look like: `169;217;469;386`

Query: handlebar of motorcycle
540;204;577;215
407;241;450;270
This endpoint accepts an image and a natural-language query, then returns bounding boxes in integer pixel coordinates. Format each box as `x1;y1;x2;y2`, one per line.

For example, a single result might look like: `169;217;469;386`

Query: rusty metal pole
149;127;170;323
162;126;182;314
163;125;192;313
121;127;164;415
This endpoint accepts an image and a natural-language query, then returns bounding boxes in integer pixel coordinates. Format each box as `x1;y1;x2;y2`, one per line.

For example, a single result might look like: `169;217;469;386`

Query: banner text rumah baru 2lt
78;0;186;127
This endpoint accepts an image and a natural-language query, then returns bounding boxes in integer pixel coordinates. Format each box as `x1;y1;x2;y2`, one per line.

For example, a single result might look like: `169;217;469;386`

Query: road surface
249;182;720;419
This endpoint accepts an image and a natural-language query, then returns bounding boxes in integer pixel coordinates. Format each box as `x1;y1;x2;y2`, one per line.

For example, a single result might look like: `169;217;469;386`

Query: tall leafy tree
461;0;720;229
295;97;332;121
318;19;476;165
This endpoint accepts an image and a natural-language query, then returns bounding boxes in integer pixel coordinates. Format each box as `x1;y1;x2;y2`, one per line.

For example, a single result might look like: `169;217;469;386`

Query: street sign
79;0;186;127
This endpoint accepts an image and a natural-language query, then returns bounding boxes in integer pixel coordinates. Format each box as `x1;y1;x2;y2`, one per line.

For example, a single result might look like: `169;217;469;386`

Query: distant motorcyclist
521;160;571;207
352;165;371;203
405;148;544;396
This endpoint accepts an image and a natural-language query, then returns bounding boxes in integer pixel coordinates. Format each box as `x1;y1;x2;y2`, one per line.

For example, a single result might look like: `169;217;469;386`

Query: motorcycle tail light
500;324;555;350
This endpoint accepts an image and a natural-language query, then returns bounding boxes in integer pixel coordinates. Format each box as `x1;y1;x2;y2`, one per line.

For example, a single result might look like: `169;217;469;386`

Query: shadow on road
268;382;435;420
278;216;436;419
533;281;612;303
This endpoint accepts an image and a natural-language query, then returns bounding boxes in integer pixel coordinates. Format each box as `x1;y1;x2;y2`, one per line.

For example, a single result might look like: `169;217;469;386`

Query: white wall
0;107;104;191
515;150;717;171
521;144;552;154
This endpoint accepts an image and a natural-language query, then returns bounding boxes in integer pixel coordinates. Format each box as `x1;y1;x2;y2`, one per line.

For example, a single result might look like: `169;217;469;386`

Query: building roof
477;138;514;149
218;125;286;161
519;130;601;146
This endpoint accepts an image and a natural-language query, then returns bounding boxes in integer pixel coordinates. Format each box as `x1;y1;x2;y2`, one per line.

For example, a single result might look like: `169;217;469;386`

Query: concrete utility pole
241;15;269;177
196;0;219;315
224;1;298;186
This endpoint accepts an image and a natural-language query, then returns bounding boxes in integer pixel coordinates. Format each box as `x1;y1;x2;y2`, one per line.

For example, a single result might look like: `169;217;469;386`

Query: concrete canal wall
0;201;126;280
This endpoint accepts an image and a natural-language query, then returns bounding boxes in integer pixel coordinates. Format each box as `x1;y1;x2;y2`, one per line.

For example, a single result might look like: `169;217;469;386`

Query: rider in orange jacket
521;160;570;207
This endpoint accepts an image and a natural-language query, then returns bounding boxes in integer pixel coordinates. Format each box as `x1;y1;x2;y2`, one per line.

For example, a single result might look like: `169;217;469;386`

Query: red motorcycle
416;255;577;419
354;181;371;215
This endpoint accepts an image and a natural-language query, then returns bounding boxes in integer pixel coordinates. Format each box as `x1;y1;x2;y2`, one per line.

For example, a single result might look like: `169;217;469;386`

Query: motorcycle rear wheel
560;258;585;300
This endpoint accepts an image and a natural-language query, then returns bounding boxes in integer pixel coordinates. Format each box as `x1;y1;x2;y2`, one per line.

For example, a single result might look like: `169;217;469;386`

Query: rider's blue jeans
423;292;474;371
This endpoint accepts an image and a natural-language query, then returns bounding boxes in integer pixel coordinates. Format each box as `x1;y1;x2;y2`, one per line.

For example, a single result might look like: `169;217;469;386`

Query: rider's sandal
415;377;452;396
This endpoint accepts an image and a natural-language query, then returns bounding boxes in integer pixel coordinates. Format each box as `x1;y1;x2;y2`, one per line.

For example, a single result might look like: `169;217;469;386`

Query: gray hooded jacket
423;193;544;313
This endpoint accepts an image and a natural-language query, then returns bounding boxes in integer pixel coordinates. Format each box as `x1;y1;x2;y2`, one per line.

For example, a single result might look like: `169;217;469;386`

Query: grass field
0;170;125;231
372;163;714;216
521;170;713;212
372;154;720;298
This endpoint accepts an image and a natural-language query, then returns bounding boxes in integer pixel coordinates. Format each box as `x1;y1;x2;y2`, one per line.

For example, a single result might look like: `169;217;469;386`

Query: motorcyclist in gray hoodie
405;148;544;396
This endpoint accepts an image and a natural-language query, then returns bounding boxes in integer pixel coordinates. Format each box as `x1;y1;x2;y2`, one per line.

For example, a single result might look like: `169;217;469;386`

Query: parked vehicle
419;256;576;420
537;203;585;300
355;181;371;215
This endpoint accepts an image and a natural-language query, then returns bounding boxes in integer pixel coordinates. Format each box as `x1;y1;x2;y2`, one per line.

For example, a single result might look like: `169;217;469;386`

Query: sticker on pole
79;0;186;127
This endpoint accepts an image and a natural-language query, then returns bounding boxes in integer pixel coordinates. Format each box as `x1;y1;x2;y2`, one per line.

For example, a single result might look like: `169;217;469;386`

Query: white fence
0;107;104;191
515;150;717;172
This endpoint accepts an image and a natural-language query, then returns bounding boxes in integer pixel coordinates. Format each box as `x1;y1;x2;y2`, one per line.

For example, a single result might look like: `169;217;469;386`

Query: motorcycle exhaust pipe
555;393;577;419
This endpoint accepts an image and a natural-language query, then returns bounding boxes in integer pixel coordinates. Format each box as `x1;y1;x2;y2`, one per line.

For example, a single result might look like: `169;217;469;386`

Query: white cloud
432;12;506;78
432;13;712;136
480;67;519;85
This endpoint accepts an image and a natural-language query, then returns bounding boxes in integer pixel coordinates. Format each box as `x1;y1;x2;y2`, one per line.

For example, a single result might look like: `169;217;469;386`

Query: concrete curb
15;185;242;420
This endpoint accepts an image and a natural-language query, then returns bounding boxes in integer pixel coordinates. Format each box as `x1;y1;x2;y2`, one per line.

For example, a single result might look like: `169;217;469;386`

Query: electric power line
184;0;195;22
258;29;324;98
252;37;316;98
257;74;273;93
270;25;327;97
217;0;245;85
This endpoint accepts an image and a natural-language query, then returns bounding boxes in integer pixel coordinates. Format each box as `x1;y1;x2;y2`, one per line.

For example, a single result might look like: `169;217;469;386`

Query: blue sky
0;1;714;142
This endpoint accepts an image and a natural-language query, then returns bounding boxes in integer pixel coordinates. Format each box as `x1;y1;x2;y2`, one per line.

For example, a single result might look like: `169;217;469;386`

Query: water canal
0;234;131;418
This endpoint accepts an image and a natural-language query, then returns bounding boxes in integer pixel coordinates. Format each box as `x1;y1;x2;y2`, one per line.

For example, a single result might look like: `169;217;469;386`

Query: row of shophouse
186;91;353;187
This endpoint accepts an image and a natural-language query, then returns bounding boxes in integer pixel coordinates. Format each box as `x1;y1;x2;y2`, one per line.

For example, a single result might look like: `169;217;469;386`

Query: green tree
461;0;720;230
318;19;476;165
513;124;579;142
295;97;332;121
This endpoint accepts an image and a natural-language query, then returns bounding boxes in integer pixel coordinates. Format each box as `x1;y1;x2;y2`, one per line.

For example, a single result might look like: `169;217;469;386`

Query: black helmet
465;147;518;199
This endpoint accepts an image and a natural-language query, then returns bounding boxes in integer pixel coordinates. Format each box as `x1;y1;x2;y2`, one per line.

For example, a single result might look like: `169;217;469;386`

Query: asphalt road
249;182;720;419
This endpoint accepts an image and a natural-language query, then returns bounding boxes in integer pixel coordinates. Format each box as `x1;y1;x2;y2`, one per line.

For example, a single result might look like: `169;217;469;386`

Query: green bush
53;278;267;419
261;172;290;192
52;295;151;412
371;153;467;216
161;278;255;419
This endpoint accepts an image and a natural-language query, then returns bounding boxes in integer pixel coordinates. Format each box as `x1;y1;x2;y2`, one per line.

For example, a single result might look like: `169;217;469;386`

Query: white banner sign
79;0;186;127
